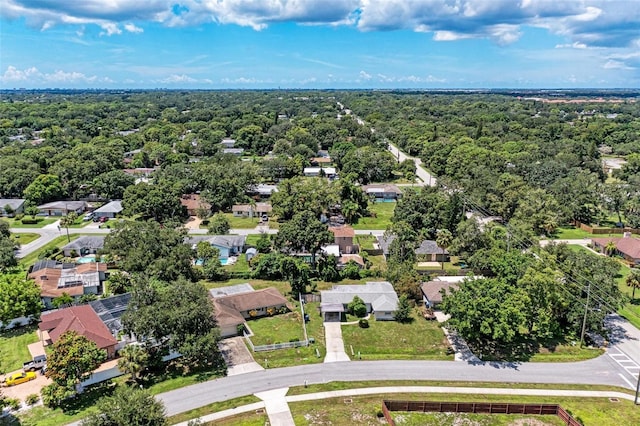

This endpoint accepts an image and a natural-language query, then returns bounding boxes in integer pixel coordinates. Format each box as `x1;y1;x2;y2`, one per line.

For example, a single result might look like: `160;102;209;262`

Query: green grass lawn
0;324;39;373
245;300;326;369
166;395;263;425
11;232;40;245
354;234;376;249
224;254;250;273
18;234;81;267
614;262;640;329
289;393;640;426
341;308;452;361
352;202;395;230
2;216;58;228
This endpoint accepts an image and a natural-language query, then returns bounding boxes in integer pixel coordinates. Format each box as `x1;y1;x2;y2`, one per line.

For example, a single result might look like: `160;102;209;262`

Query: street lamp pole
635;371;640;404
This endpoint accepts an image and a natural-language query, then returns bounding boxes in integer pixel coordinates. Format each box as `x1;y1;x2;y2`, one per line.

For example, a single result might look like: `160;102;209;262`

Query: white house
303;167;337;179
320;281;399;322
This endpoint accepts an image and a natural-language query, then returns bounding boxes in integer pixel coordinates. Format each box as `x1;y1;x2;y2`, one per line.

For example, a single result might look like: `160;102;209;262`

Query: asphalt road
158;356;629;416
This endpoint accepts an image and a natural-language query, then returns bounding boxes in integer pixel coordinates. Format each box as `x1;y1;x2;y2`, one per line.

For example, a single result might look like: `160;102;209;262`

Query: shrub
6;398;21;411
348;296;367;318
25;394;40;405
358;319;369;328
15;213;24;220
21;218;40;225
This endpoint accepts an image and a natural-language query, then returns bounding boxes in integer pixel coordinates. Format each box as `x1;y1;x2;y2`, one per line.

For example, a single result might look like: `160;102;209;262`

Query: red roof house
39;305;118;358
592;235;640;264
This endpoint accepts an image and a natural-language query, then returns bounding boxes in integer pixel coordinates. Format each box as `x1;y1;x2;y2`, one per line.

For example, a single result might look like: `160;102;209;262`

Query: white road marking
619;373;635;389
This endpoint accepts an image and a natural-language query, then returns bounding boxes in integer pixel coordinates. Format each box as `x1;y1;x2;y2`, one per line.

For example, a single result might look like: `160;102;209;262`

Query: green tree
255;232;272;253
46;331;107;389
435;229;453;270
122;182;186;223
92;170;135;200
347;295;367;318
279;256;310;297
318;254;341;282
81;386;167;426
117;344;149;383
626;269;640;300
207;213;230;235
23;174;64;205
394;294;412;323
52;292;74;309
274;210;333;267
106;271;132;295
0;275;42;324
59;212;77;243
0;220;9;238
0;235;17;271
123;277;224;371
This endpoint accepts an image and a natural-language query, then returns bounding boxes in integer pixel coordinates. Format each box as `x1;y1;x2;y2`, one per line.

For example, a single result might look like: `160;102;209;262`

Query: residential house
329;225;357;254
303;167;337;179
223;148;244;156
377;234;449;262
361;184;403;202
310;156;332;166
122;167;157;177
37;200;87;216
180;194;211;216
92;200;123;219
220;138;236;148
209;283;255;298
0;198;25;216
188;235;246;260
415;240;450;263
62;235;106;257
420;280;460;309
320;281;399;322
28;260;107;308
247;183;279;200
38;305;118;358
89;293;132;350
211;287;290;337
592;235;640;264
232;202;272;218
338;254;365;269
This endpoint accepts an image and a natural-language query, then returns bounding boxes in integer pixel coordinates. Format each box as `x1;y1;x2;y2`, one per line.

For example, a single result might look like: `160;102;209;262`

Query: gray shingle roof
62;236;105;252
94;200;123;214
415;240;448;255
321;281;399;312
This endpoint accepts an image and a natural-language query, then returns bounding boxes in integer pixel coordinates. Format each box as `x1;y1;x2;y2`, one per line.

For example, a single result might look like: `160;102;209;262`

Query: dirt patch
184;216;202;230
218;337;255;367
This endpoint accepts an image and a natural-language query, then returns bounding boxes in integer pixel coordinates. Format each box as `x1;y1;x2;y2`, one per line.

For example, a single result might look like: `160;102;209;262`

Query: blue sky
1;1;639;89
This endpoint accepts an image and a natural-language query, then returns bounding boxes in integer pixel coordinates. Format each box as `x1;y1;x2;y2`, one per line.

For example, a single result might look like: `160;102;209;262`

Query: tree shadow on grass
467;337;555;363
58;381;116;415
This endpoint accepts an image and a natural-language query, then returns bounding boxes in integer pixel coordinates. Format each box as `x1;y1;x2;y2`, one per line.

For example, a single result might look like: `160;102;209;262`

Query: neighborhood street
158;355;631;416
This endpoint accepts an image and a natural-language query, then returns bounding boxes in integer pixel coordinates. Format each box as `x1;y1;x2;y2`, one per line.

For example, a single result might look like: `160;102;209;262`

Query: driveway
1;370;51;403
218;337;264;376
323;323;350;363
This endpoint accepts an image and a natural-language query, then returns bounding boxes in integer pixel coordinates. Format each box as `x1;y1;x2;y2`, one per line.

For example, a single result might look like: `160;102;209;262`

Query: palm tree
59;212;78;243
117;344;149;383
626;269;640;300
605;240;617;257
435;229;453;270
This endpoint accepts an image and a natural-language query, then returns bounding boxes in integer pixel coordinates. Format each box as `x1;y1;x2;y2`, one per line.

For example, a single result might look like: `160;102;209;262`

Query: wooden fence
381;400;582;426
575;221;640;235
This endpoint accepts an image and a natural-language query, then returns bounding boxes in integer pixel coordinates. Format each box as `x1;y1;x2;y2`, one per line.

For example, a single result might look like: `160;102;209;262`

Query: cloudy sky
1;0;639;89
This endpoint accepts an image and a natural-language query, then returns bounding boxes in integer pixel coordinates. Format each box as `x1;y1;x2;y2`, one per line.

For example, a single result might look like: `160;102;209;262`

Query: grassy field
11;232;40;245
224;254;250;273
2;217;58;228
341;308;452;361
352;201;395;230
18;234;81;267
354;234;377;249
289;393;640;426
247;309;306;345
0;324;39;373
166;395;263;425
392;412;564;425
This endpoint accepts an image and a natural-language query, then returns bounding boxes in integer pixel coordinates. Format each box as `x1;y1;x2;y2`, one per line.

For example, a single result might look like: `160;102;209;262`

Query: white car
83;213;94;221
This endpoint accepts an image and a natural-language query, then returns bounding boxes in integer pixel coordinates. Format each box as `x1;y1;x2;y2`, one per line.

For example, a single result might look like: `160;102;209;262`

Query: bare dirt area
184;216;203;230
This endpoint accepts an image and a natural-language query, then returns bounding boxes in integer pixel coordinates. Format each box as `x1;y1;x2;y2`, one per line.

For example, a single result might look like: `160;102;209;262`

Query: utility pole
635;371;640;404
579;281;592;348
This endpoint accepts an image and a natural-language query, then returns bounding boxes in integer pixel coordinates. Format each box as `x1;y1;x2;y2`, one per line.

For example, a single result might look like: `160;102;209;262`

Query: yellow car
5;371;37;386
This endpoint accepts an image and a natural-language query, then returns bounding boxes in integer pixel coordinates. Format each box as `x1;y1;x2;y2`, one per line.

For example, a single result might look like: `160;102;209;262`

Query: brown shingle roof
39;305;117;350
592;236;640;260
420;281;459;305
329;226;355;238
180;194;211;212
28;262;106;298
212;288;289;327
231;203;272;213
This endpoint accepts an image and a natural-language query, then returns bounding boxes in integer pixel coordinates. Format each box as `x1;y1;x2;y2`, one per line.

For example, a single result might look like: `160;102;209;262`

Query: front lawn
18;234;81;267
11;232;40;245
2;216;58;228
246;309;305;346
0;324;39;372
341;309;452;360
352;201;395;230
468;337;603;363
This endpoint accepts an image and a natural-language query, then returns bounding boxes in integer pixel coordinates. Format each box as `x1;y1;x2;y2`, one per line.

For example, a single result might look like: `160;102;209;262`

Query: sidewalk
172;385;635;425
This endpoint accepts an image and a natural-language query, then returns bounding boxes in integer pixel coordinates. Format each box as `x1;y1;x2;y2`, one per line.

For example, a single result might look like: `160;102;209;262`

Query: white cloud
0;66;105;85
555;42;588;49
100;22;122;36
159;74;197;83
359;70;372;80
124;23;143;33
603;60;633;70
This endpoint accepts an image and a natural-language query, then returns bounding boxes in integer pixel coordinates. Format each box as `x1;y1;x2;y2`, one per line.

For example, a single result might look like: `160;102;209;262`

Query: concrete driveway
1;370;51;403
323;323;350;363
218;337;263;376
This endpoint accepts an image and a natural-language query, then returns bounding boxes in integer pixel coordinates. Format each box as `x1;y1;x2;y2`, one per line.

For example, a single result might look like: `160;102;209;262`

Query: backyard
341;309;452;361
0;324;39;373
352;201;395;230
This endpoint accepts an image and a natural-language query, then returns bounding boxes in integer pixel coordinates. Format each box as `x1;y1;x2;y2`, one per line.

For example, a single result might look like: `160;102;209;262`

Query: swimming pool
195;258;229;266
76;256;96;263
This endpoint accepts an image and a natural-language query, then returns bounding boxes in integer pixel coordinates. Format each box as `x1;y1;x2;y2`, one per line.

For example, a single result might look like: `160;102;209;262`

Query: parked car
99;216;109;223
83;212;94;221
5;371;37;386
22;354;47;372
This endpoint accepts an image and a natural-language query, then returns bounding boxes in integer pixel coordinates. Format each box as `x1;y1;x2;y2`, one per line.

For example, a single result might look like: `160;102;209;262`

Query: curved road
158;356;628;416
